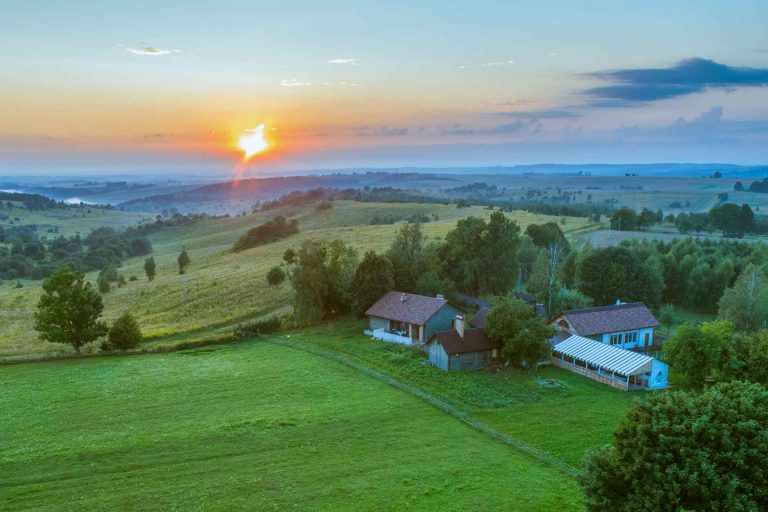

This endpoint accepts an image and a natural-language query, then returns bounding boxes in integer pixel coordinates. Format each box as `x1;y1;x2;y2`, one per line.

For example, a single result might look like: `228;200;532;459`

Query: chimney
436;294;444;300
400;294;407;303
454;315;465;338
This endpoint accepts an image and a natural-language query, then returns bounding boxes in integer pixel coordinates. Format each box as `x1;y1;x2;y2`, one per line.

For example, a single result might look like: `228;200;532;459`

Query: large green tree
441;212;520;296
709;203;754;237
34;268;108;353
609;207;637;231
351;251;394;317
580;382;768;512
718;263;768;331
524;222;568;249
286;239;358;325
577;246;664;308
386;223;424;292
484;295;555;367
663;320;733;386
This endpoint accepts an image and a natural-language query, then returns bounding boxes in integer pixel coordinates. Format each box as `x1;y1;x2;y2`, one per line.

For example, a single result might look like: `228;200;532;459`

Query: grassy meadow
0;340;583;511
0;201;598;357
275;319;638;468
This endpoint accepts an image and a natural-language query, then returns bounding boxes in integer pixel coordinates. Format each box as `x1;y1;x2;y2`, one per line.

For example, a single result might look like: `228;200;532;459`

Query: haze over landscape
2;2;768;511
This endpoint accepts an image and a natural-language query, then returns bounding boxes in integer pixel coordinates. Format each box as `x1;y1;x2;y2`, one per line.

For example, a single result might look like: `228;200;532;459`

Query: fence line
263;335;579;478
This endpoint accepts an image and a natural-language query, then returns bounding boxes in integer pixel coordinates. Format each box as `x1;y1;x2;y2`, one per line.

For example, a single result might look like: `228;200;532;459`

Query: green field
275;319;638;468
0;201;597;357
0;340;583;511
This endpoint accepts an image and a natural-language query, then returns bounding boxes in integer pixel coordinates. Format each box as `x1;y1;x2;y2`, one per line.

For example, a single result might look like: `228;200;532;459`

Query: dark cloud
584;58;768;107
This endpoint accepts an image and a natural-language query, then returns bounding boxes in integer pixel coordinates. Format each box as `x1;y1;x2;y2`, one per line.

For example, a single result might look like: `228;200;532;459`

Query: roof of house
555;302;659;336
365;291;452;325
469;306;490;328
554;335;657;376
432;327;502;355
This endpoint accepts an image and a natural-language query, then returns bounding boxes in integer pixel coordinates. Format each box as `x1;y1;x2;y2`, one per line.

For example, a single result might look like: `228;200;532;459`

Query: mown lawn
0;341;583;511
281;319;640;468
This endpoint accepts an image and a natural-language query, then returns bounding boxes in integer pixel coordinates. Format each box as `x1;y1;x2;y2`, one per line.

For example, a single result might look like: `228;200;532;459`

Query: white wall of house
369;316;389;331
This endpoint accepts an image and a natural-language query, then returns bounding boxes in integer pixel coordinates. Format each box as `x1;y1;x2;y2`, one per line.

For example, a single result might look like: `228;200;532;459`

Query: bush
101;312;142;351
234;317;281;338
266;266;286;286
232;216;299;252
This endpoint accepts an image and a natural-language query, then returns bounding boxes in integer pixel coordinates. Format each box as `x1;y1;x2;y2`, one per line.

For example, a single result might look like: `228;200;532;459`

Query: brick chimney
454;315;465;338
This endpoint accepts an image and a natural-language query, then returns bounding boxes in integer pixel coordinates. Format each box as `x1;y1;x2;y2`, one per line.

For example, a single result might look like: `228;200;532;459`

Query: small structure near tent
551;334;668;390
427;315;501;371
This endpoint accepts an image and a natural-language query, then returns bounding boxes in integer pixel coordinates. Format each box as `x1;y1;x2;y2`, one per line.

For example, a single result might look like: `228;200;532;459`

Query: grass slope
0;341;583;511
1;201;595;356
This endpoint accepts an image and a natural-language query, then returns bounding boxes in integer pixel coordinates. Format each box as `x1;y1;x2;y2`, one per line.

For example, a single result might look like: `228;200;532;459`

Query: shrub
232;216;299;252
101;312;142;351
266;266;286;286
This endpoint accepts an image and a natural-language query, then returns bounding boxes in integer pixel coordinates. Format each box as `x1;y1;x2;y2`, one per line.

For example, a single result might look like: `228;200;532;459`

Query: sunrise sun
238;125;270;160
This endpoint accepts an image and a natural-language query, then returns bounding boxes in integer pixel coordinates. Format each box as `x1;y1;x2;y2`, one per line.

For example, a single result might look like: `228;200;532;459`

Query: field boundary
263;335;579;478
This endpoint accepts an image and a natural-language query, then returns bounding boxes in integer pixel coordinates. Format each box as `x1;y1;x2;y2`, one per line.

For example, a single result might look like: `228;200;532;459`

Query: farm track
264;334;580;478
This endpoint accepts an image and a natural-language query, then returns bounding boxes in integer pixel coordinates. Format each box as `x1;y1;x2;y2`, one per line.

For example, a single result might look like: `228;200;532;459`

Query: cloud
618;106;768;139
441;121;535;136
484;60;515;67
120;44;180;56
327;58;358;65
548;53;557;58
493;109;582;120
584;58;768;107
281;79;311;87
357;126;409;136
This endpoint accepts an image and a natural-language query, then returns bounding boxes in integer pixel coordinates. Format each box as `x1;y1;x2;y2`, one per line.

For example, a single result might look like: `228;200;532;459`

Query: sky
1;0;767;175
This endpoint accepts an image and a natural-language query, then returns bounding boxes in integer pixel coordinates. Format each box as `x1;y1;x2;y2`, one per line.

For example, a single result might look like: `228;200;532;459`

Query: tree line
0;226;152;280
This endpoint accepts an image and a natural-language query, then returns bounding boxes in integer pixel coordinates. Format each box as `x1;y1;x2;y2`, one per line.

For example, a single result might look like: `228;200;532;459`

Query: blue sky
1;0;767;174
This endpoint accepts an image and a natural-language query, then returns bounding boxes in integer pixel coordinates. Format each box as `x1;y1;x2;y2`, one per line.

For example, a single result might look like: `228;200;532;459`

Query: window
610;333;622;345
624;331;638;344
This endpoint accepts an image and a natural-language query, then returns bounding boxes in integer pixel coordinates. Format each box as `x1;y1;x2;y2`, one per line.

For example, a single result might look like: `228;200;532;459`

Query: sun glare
238;125;270;160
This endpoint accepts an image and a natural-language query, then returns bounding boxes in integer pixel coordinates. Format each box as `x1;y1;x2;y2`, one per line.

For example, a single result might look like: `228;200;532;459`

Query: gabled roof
469;307;490;328
556;302;659;336
554;335;655;376
366;291;451;325
432;327;502;355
